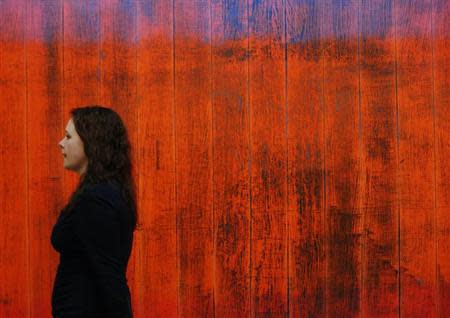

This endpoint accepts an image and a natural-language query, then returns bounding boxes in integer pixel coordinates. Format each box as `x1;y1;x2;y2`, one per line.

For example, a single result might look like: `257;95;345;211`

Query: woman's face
58;118;88;176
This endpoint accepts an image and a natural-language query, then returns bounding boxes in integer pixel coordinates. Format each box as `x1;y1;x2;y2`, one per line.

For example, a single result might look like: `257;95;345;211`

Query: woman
51;106;137;317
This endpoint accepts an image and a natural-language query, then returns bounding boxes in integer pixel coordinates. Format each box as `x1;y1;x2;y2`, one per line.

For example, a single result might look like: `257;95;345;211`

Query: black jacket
51;181;134;317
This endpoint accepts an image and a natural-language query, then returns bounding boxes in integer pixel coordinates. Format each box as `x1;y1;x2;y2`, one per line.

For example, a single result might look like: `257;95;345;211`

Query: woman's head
58;105;138;231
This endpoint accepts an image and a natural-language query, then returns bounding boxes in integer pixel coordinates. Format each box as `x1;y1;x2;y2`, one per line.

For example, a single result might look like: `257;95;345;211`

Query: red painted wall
0;0;449;317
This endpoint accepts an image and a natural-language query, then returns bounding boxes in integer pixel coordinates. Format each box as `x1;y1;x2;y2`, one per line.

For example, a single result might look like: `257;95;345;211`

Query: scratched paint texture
0;0;449;317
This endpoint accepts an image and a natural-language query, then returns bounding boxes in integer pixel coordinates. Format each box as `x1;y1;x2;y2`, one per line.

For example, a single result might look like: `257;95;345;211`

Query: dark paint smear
259;143;285;205
46;41;61;101
46;46;63;173
254;144;286;312
292;210;325;315
172;28;448;43
294;145;323;219
216;46;250;61
260;143;270;194
215;182;250;304
328;180;362;316
287;40;321;62
366;134;393;165
364;206;398;303
155;139;160;170
438;266;450;310
33;3;62;131
360;41;395;79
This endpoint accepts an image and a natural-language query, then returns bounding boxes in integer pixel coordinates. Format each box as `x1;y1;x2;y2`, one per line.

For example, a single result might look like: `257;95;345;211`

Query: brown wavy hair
60;105;138;231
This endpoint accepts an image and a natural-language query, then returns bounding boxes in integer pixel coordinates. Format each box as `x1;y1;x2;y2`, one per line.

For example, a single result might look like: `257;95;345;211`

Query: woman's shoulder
76;180;133;227
79;180;124;209
83;180;121;196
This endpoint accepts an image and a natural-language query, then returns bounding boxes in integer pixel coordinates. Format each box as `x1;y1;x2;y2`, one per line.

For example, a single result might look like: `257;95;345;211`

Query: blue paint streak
141;0;158;21
222;0;245;40
248;0;284;40
286;0;320;44
70;0;100;44
41;3;61;44
116;0;136;44
360;0;393;39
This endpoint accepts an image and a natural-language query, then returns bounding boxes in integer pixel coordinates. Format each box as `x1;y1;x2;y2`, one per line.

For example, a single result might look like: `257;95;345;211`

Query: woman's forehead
65;118;74;132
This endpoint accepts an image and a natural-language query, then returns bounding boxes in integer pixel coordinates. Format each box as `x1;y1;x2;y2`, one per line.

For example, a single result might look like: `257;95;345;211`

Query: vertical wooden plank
26;0;63;317
62;0;101;195
434;0;450;316
136;0;177;316
99;0;139;314
174;0;214;316
286;1;326;317
0;1;29;316
211;0;251;317
359;0;399;317
322;0;362;316
394;0;437;316
248;1;288;316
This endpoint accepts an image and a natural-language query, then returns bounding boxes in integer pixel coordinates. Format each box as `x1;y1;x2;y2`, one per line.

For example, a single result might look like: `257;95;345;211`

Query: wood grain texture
174;0;214;316
433;0;450;317
248;1;288;316
322;0;362;316
62;0;101;194
359;0;399;317
395;0;437;316
211;0;251;317
98;0;139;314
286;0;326;317
0;0;28;316
136;0;177;316
26;0;63;317
0;1;449;316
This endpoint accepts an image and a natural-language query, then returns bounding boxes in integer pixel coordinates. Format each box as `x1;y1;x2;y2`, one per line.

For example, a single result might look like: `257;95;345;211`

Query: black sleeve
71;191;132;318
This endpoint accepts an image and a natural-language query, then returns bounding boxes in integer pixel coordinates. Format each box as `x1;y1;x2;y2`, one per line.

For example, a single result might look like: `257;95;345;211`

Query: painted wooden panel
248;0;288;316
286;1;326;317
136;0;177;317
26;0;63;317
174;0;214;317
395;0;437;316
0;0;448;317
0;1;28;317
211;0;251;317
322;0;362;316
359;0;399;317
434;0;450;317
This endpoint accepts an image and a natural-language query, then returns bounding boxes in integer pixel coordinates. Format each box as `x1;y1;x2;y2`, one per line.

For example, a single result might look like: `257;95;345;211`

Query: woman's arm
71;190;133;318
